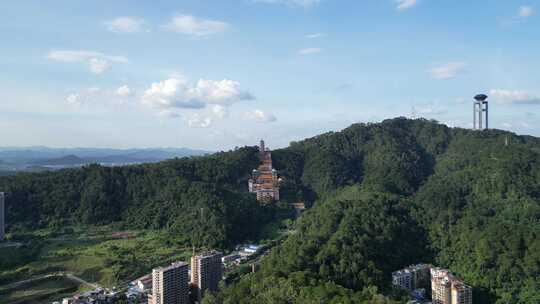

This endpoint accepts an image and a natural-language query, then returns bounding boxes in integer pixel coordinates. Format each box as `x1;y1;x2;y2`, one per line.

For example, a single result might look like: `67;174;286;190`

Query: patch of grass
0;276;80;304
1;227;194;289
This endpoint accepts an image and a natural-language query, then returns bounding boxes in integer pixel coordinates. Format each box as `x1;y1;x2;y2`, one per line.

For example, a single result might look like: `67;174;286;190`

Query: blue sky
1;0;539;150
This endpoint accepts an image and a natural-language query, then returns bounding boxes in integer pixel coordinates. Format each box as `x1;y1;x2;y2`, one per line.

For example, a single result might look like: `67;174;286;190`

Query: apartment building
191;251;223;302
431;268;472;304
392;264;431;291
152;261;189;304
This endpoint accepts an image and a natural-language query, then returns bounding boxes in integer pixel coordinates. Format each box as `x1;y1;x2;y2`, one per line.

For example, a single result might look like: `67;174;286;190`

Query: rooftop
154;261;188;272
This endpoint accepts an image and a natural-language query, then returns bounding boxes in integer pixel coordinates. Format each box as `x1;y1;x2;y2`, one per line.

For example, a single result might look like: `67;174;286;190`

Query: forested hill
2;118;540;303
0;147;292;248
219;118;539;304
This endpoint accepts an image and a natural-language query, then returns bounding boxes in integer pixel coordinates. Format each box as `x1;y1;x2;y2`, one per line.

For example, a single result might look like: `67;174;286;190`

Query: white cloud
66;94;81;106
519;6;534;18
188;114;213;128
306;33;326;38
489;89;540;105
89;58;111;74
47;50;128;74
428;62;467;80
211;104;228;119
252;0;321;7
116;85;133;97
244;110;277;123
65;87;105;107
164;15;229;36
104;17;147;33
396;0;418;10
141;77;254;110
192;79;254;104
47;50;128;63
142;78;204;109
298;47;323;55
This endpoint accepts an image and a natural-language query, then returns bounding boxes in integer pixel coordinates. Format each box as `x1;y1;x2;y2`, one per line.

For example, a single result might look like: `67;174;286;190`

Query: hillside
0;147;291;249
1;118;539;303
218;118;540;304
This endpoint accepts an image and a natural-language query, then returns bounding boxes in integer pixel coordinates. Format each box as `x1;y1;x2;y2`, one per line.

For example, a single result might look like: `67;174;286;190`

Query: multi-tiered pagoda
248;140;280;201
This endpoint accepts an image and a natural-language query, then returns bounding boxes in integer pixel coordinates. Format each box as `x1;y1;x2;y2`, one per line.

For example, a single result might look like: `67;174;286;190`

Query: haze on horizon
1;0;539;151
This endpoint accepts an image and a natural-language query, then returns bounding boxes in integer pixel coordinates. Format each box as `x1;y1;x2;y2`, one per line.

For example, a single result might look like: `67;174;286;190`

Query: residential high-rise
431;268;472;304
0;192;5;241
152;261;189;304
452;281;473;304
191;251;223;302
392;268;413;290
392;264;431;291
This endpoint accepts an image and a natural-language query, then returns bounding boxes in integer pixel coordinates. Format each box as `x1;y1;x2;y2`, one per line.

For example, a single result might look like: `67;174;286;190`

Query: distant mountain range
0;147;210;172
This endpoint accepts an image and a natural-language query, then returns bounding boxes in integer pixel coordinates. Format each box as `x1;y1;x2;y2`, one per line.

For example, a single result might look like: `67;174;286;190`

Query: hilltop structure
248;140;280;201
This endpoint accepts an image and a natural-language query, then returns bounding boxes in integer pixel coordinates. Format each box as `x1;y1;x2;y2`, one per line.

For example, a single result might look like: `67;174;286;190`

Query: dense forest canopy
1;118;539;303
0;147;292;248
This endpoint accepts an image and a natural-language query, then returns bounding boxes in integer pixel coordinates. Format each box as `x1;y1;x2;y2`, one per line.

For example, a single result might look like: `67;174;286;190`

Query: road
63;273;100;289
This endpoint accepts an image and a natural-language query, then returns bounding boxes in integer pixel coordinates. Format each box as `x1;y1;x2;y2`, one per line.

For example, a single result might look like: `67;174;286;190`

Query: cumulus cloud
47;50;128;74
104;16;147;33
66;94;81;106
188;114;213;128
244;110;277;123
65;87;105;107
519;6;534;18
396;0;418;10
142;78;204;109
141;77;254;110
164;15;229;36
489;89;540;105
211;104;228;119
252;0;321;7
298;47;323;55
428;62;467;80
116;85;133;97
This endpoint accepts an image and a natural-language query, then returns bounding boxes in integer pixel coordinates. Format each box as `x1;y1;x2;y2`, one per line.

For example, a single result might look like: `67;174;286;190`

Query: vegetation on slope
215;118;539;304
0;147;292;249
1;118;539;303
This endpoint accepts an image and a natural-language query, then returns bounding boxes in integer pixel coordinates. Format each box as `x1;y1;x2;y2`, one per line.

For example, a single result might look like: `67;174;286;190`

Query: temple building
248;140;280;201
